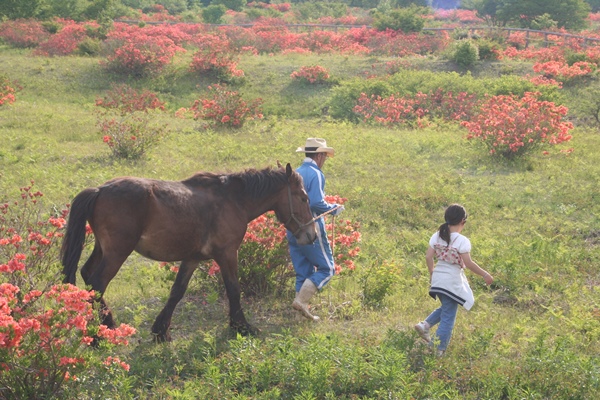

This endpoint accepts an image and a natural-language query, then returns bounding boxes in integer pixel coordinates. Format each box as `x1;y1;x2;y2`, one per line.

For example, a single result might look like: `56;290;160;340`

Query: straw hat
296;138;335;157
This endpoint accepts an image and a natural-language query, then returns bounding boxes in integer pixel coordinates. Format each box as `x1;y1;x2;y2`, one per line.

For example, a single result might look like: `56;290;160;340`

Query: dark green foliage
293;1;348;21
470;0;591;31
372;5;427;32
0;0;42;19
202;4;227;23
327;78;394;121
211;0;247;12
447;39;480;67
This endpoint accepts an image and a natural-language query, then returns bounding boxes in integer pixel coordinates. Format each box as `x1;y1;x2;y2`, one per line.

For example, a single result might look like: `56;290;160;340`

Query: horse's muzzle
295;225;317;245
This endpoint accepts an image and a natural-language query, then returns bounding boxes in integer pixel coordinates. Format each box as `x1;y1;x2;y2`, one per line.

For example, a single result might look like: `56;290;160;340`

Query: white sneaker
414;321;431;342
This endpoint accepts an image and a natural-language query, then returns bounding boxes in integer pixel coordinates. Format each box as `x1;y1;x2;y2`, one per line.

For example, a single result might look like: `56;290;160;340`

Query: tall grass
1;46;599;398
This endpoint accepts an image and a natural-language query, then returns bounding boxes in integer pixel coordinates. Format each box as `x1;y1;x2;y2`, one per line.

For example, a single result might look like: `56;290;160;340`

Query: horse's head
276;163;317;245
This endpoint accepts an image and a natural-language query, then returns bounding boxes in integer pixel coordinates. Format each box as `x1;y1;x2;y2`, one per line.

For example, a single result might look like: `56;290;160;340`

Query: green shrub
211;0;246;12
476;38;502;61
488;74;562;103
202;4;227;24
327;78;394;121
447;39;479;68
359;261;402;308
77;37;101;56
372;5;426;32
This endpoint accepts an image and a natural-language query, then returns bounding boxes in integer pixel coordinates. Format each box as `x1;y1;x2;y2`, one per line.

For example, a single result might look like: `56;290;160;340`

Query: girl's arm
460;252;493;285
425;246;435;282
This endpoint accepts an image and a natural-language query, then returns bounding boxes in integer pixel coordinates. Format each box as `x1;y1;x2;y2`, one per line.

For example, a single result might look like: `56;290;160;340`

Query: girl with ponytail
414;204;493;356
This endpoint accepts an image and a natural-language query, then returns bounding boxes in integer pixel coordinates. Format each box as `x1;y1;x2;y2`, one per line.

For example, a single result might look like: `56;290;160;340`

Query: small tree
372;5;427;33
202;4;227;24
448;39;479;68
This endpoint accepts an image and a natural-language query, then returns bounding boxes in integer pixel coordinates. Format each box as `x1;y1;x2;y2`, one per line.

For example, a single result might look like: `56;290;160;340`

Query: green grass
1;46;600;398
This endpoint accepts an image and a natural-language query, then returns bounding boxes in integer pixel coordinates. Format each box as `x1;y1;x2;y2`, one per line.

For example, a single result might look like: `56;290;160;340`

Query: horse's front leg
152;260;199;342
215;252;258;336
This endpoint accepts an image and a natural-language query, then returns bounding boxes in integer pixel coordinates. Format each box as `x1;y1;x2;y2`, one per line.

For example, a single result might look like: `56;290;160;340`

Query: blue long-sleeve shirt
296;158;338;219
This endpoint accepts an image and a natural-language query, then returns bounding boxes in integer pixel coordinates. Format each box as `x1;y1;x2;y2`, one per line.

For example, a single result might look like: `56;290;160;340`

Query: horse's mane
183;167;299;199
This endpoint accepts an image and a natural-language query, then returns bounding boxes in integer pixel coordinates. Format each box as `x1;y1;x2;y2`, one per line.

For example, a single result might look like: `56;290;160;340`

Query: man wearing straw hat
287;138;345;321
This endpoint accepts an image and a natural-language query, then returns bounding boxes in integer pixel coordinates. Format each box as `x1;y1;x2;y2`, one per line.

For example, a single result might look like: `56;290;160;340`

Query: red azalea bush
461;92;573;157
102;26;185;77
189;84;264;129
0;183;135;399
35;21;98;56
96;84;167;159
0;19;49;48
185;197;361;295
0;75;20;107
189;34;244;81
354;89;479;128
290;65;330;84
532;60;595;83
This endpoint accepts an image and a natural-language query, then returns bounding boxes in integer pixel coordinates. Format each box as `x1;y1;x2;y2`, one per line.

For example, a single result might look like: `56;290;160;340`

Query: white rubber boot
292;280;320;321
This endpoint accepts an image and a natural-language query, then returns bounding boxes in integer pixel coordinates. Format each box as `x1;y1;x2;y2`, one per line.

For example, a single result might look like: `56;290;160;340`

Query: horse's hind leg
84;249;133;329
152;259;199;342
77;243;117;328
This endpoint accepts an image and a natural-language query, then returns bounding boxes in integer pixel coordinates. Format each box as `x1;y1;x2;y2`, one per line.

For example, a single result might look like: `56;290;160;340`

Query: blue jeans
425;293;459;351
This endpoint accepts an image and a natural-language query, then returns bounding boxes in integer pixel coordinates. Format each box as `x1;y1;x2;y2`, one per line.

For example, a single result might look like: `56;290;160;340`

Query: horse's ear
277;160;283;169
286;163;292;178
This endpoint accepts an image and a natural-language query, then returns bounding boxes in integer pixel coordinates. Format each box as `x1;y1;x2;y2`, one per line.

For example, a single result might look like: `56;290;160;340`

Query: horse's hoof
231;322;259;337
151;332;171;343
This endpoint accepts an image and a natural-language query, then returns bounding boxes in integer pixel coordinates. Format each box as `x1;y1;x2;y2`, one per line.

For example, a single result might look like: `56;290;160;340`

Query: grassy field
1;45;600;398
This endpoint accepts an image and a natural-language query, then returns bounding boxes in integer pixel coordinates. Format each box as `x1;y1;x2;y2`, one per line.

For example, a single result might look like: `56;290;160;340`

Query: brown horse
60;163;316;341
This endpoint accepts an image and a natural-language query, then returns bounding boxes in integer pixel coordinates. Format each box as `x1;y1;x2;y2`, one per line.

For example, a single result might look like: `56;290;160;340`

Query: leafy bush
290;65;330;84
447;39;479;68
0;19;49;48
372;5;426;33
0;183;136;400
475;38;502;61
189;84;264;129
327;78;394;121
189;34;244;82
212;0;247;12
357;261;401;308
462;92;573;158
95;84;168;160
102;28;184;77
0;75;19;107
202;4;227;24
77;37;102;55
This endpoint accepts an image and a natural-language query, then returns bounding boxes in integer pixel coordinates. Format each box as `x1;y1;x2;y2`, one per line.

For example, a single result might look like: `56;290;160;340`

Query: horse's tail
61;188;101;284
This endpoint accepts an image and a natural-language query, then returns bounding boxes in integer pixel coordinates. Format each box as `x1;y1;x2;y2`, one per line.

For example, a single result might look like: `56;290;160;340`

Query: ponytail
438;204;467;246
439;222;451;246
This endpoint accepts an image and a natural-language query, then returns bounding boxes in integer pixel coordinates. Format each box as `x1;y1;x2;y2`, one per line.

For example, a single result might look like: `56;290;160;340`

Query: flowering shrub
102;26;185;77
0;19;49;48
532;60;595;83
291;65;330;84
96;84;167;159
462;92;573;157
354;89;479;128
324;195;361;274
189;196;360;295
354;92;429;128
189;34;244;82
0;75;20;107
0;183;135;399
0;182;68;291
35;21;97;56
189;84;263;129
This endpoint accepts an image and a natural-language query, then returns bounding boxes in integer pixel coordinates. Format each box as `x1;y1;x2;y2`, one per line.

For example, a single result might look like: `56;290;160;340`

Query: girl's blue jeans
425;293;459;351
